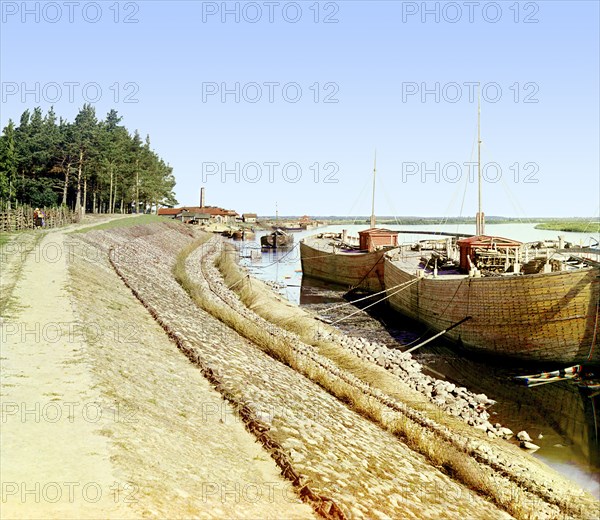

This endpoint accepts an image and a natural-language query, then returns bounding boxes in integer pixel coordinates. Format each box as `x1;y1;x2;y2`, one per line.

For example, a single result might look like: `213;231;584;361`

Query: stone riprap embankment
197;239;600;518
79;223;516;520
205;241;599;520
316;331;512;438
199;243;502;436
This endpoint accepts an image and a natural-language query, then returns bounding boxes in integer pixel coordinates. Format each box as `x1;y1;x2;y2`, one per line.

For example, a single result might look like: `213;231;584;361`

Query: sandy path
1;218;316;519
1;230;136;519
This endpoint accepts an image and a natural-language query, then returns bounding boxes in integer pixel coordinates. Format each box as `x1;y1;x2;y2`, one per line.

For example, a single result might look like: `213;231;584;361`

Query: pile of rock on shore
315;328;539;450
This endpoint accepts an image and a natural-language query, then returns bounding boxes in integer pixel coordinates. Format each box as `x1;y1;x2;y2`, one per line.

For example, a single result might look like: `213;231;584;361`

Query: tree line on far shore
0;105;177;213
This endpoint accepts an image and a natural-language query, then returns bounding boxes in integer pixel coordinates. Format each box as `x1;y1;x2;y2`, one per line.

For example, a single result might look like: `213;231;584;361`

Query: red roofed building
158;206;238;224
358;228;399;252
158;207;181;216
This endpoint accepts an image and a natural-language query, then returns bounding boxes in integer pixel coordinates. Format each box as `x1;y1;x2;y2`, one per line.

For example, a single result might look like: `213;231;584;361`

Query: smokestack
200;187;205;208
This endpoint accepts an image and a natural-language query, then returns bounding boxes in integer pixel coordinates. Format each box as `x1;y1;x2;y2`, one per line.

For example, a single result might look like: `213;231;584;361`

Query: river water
230;223;599;494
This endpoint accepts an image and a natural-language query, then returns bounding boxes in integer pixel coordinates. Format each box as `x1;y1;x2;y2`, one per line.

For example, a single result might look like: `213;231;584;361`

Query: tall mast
476;88;485;236
275;201;278;227
370;150;377;228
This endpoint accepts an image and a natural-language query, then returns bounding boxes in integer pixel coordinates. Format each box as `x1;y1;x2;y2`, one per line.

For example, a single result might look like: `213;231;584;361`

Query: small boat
229;229;256;241
261;228;294;249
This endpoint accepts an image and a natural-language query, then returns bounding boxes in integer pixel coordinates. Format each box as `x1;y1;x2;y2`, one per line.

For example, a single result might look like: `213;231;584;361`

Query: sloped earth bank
21;220;595;519
0;221;314;519
78;222;512;519
196;239;599;519
71;220;595;520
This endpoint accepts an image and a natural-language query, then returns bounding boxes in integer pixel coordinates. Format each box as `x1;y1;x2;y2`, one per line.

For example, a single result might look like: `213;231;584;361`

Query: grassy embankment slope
180;240;599;520
71;214;163;233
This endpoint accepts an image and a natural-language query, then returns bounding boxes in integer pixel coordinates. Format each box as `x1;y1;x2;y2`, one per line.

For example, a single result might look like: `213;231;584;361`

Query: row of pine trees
0;105;177;213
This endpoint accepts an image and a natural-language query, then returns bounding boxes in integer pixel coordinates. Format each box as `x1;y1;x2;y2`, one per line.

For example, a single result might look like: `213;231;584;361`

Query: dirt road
1;229;136;519
1;219;314;519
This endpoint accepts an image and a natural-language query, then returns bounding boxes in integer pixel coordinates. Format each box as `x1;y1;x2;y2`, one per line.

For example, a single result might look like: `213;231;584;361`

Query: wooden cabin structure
358;228;400;252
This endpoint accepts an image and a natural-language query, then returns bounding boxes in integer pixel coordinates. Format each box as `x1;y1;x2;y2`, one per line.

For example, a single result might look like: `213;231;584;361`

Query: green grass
72;214;163;233
534;220;600;233
0;229;40;246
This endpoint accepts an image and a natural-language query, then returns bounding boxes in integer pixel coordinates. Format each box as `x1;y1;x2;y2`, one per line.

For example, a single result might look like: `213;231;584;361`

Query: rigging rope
329;278;420;326
580;205;600;236
326;279;418;312
377;175;401;227
346;171;371;226
455;120;478;234
482;143;529;223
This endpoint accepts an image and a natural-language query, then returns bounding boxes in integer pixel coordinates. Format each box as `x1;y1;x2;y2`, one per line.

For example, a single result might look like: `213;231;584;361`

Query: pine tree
72;104;99;214
0;106;177;212
0;120;18;209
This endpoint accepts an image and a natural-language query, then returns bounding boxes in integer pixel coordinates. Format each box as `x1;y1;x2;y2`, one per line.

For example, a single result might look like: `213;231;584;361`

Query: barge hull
384;257;600;364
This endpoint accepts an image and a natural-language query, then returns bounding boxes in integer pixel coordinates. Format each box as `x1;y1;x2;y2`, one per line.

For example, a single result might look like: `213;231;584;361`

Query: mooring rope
403;276;466;348
326;279;417;312
253;242;300;268
349;255;385;291
227;274;249;291
330;279;419;326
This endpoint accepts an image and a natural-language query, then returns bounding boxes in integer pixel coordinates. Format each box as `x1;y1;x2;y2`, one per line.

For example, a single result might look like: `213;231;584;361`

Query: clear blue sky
1;0;599;218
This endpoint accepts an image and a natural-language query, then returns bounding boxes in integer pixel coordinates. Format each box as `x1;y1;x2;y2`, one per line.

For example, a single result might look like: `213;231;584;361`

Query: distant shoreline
534;221;600;233
259;216;600;228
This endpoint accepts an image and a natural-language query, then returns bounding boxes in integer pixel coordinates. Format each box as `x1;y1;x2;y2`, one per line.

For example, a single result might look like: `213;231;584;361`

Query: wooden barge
300;108;600;363
300;228;399;292
384;239;600;364
261;228;294;249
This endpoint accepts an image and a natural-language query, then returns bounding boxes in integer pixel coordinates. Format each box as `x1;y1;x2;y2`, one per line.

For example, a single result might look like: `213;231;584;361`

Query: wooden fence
0;207;80;232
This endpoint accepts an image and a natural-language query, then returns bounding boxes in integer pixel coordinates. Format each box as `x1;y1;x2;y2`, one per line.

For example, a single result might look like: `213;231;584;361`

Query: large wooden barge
384;239;599;364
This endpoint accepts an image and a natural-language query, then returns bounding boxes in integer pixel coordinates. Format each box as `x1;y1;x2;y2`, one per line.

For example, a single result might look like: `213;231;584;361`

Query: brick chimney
200;187;205;208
